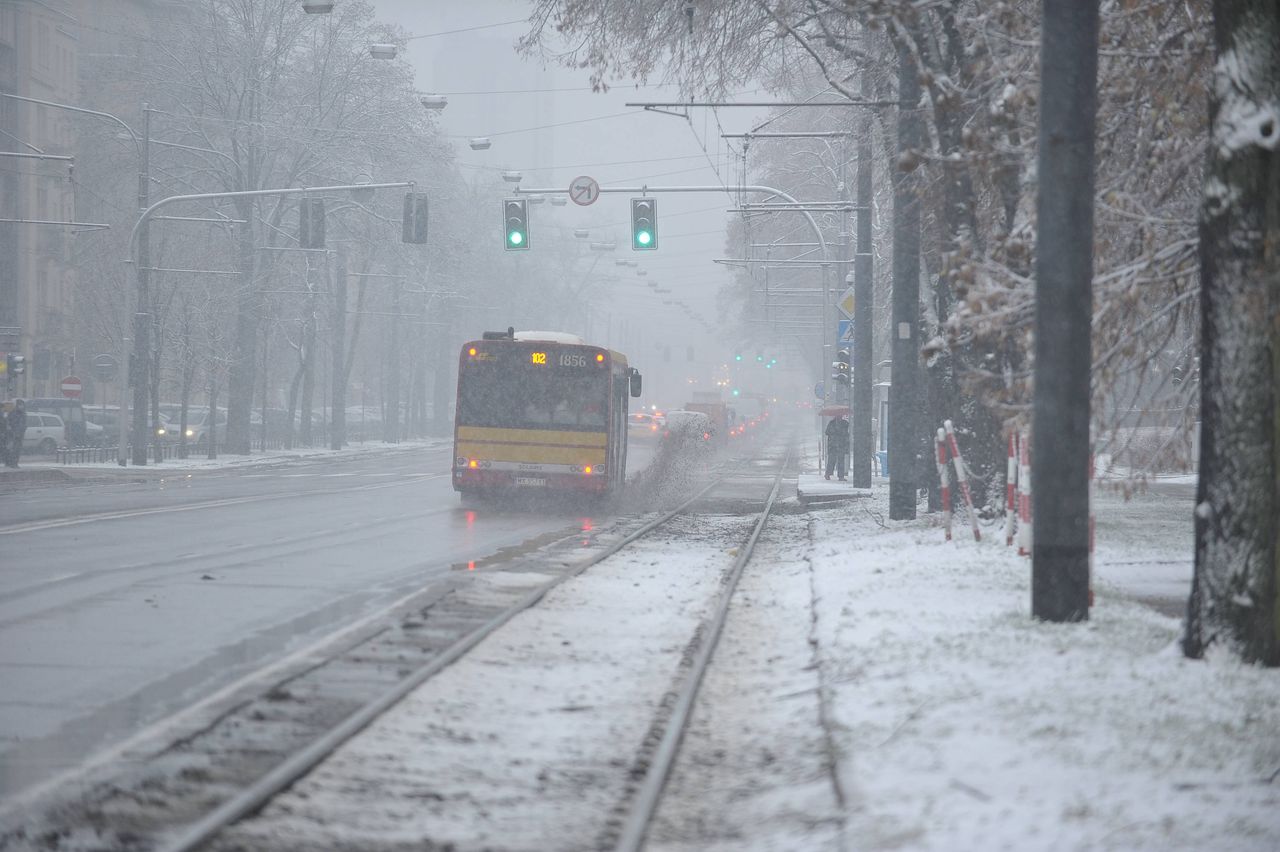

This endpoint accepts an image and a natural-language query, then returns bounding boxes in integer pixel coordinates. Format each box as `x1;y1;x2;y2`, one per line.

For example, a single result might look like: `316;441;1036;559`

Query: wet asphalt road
0;441;654;802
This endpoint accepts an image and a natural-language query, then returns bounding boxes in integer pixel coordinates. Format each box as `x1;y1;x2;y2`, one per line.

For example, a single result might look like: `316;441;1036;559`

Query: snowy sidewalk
808;487;1280;850
211;479;1280;850
796;471;873;503
0;438;453;486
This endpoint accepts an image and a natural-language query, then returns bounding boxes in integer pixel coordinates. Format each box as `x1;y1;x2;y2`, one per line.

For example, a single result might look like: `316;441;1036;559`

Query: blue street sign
814;381;825;399
837;319;854;345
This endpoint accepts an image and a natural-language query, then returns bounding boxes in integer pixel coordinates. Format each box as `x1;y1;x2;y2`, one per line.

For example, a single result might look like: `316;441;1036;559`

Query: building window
37;21;50;69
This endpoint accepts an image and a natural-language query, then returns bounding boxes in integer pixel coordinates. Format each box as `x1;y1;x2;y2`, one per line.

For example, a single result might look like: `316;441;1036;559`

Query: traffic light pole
120;181;413;463
514;182;837;407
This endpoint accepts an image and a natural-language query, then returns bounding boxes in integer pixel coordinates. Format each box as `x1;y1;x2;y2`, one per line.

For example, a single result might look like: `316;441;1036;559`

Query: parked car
84;406;122;444
24;398;89;446
22;412;66;453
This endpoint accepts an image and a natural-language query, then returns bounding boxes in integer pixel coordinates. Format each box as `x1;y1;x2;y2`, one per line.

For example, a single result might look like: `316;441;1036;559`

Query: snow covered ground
7;438;455;474
216;476;1279;850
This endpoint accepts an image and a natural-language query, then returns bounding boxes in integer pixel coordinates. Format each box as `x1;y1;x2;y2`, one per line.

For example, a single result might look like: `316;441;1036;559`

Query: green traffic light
508;231;524;246
636;230;652;246
735;354;743;361
732;388;740;396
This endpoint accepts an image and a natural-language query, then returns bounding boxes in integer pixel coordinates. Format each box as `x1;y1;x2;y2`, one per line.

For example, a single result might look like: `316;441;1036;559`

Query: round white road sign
569;175;600;206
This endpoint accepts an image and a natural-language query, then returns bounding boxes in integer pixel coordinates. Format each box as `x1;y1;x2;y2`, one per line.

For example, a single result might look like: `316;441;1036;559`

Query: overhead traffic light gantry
630;197;657;250
503;198;529;250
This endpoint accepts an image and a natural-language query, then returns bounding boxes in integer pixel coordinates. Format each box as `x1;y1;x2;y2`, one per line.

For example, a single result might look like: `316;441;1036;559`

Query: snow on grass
810;487;1280;851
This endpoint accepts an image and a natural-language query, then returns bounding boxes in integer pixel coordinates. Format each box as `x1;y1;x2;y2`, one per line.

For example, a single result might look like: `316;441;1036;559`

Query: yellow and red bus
452;329;642;499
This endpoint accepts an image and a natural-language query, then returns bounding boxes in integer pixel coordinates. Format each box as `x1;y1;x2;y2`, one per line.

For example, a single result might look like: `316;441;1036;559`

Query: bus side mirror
629;368;642;398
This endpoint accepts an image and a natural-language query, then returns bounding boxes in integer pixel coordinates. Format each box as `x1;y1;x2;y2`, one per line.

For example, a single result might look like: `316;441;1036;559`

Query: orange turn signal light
583;465;593;474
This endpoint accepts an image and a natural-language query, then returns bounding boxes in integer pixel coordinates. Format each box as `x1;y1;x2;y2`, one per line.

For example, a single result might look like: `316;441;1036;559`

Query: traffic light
734;354;743;362
831;349;850;385
298;197;325;249
9;353;25;375
503;198;529;250
630;197;656;250
402;192;429;244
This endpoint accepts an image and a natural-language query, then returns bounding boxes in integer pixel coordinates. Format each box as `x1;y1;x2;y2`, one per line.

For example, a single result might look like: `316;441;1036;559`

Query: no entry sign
61;375;83;398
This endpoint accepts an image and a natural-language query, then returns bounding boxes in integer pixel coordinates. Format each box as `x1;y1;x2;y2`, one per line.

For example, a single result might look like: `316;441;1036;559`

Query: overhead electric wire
448;109;645;140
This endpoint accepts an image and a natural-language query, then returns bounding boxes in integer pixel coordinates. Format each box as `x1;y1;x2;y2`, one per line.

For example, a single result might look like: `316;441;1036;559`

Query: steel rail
159;473;731;852
613;448;792;852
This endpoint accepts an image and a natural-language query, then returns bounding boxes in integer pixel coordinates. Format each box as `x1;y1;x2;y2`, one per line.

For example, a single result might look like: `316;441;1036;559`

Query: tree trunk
330;249;348;450
384;278;402;443
225;199;260;455
1185;0;1280;665
432;323;453;437
299;301;317;446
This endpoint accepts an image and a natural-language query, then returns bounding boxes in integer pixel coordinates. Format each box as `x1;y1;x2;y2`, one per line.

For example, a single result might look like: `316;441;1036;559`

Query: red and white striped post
1004;432;1017;546
1017;430;1032;557
1088;451;1095;606
944;420;981;542
936;428;952;541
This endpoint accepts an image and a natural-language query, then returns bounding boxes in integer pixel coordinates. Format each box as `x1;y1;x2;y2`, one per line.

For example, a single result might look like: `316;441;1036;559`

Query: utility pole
851;71;876;489
888;41;924;520
131;104;151;465
1032;0;1100;621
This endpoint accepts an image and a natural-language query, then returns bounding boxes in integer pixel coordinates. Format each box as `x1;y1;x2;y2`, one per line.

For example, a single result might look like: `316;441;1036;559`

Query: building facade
0;0;79;398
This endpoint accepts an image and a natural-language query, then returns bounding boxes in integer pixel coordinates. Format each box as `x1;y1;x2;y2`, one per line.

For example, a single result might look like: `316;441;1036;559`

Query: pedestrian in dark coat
0;404;9;467
7;399;26;468
824;413;849;481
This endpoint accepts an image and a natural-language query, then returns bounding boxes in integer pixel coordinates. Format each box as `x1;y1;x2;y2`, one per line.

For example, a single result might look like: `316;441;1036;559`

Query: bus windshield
459;364;608;431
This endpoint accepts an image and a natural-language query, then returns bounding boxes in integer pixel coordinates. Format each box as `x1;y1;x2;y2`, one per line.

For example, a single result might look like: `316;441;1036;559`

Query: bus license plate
515;476;546;487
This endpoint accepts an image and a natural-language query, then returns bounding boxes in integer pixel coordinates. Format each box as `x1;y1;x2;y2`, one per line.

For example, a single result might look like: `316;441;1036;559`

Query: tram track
605;448;790;852
0;448;776;852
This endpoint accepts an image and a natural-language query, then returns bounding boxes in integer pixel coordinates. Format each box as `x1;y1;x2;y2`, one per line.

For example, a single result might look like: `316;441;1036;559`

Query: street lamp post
0;93;150;466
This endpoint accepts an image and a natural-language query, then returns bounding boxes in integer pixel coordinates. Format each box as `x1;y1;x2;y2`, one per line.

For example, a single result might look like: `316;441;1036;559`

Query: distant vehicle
628;412;662;438
660;409;715;454
84;405;122;443
453;328;642;499
24;398;89;446
159;405;227;449
22;412;66;453
683;400;728;443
